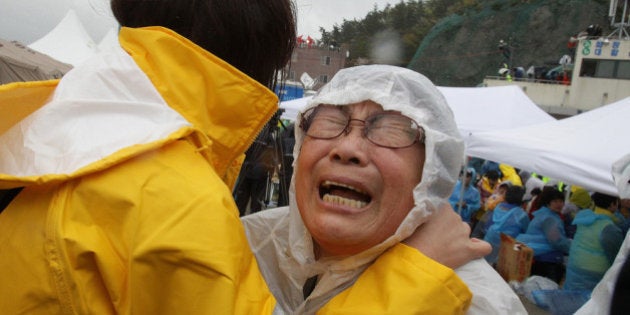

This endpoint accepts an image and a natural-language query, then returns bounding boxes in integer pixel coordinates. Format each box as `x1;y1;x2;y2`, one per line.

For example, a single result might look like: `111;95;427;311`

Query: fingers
470;237;492;258
460;219;471;236
402;202;490;269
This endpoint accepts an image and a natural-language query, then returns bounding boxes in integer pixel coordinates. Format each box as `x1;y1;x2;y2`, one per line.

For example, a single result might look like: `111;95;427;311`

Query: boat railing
485;76;570;85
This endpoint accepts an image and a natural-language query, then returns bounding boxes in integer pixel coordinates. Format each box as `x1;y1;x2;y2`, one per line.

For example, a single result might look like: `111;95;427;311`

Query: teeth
322;194;367;208
322;180;365;194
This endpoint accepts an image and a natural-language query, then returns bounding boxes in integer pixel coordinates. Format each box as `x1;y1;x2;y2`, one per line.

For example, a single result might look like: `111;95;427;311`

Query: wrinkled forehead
318;101;392;115
302;66;455;132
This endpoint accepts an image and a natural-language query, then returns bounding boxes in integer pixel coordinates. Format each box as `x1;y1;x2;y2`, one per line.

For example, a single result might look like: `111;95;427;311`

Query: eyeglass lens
301;105;423;148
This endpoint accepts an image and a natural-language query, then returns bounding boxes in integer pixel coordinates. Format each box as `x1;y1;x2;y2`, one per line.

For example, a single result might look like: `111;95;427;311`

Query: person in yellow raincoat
0;1;488;314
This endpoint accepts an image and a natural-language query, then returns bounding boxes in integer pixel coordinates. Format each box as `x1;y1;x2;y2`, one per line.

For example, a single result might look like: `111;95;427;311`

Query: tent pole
456;161;467;216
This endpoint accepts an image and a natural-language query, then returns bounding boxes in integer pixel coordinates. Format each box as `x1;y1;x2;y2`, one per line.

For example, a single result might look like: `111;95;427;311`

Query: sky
295;0;395;37
0;0;396;45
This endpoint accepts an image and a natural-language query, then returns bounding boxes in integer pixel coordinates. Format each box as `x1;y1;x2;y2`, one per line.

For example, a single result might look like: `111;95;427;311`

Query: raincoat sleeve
541;217;571;253
601;224;624;263
318;243;472;314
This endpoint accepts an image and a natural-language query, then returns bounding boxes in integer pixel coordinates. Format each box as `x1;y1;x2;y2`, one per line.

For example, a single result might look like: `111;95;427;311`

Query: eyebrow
345;106;402;117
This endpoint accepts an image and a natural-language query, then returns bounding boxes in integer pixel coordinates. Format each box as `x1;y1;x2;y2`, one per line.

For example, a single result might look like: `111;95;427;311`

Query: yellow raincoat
0;26;278;314
0;26;474;315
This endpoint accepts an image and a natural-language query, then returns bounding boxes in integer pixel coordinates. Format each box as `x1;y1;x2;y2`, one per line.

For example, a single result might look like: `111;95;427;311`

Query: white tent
279;85;554;136
466;97;630;195
28;9;97;66
279;96;312;121
437;85;555;138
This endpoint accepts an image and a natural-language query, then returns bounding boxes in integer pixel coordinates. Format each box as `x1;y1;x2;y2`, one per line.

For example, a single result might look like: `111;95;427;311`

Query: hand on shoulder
403;202;491;269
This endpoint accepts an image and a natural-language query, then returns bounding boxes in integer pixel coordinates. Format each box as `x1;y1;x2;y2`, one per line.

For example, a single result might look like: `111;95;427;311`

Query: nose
345;118;368;135
329;119;369;165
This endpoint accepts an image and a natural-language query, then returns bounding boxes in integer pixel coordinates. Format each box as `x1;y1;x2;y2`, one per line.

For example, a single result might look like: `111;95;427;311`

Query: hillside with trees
318;0;611;86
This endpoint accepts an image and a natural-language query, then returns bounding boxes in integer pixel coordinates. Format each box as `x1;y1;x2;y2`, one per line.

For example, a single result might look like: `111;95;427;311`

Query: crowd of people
453;159;629;307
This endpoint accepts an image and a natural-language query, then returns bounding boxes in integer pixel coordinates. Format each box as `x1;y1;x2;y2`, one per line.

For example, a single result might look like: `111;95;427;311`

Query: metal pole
457;165;467;216
622;0;630;39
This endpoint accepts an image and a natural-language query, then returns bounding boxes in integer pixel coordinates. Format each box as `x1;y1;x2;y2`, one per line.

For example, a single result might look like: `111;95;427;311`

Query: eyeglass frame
299;104;426;149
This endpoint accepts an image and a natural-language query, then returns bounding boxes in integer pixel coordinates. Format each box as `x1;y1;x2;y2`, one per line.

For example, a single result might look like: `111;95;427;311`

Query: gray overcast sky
0;0;395;44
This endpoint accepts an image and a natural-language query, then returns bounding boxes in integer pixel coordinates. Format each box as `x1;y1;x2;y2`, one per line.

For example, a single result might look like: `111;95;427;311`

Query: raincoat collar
0;27;277;188
493;203;522;222
120;27;278;177
573;208;615;225
534;206;556;218
594;206;619;223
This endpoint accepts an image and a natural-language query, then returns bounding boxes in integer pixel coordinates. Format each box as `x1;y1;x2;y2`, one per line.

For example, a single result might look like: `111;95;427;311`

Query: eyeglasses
299;105;425;149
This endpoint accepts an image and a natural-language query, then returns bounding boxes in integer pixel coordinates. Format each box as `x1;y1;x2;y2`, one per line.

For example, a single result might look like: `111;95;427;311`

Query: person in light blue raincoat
482;185;530;265
517;187;571;283
575;153;630;314
564;192;624;291
449;167;481;224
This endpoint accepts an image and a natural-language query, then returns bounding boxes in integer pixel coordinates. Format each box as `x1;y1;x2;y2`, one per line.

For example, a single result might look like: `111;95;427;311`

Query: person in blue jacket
449;167;482;225
564;192;624;291
482;185;530;265
517;186;571;284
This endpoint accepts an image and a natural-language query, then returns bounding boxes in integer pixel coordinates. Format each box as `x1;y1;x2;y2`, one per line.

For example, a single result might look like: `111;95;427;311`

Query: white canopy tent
437;85;555;138
28;10;97;66
279;85;554;133
279;96;312;121
466;97;630;195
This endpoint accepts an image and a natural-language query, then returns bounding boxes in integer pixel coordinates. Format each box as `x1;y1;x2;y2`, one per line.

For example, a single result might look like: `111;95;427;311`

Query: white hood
295;65;465;243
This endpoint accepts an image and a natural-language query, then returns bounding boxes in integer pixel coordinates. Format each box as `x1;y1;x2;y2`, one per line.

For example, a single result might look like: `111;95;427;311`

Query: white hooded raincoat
243;65;527;314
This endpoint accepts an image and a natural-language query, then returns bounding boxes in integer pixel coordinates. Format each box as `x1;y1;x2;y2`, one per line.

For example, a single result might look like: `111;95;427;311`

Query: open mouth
319;180;372;209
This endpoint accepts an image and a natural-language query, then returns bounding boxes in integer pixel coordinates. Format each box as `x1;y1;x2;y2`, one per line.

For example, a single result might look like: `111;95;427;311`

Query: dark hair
530;187;542;196
592;192;619;209
505;186;525;205
538;186;564;206
485;170;500;180
111;0;296;90
460;168;473;178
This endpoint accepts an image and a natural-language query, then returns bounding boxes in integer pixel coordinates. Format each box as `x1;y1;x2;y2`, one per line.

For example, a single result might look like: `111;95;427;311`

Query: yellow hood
0;27;278;189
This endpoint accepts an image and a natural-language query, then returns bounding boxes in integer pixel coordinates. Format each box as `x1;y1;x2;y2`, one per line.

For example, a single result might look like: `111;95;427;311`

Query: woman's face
295;101;425;258
549;198;565;212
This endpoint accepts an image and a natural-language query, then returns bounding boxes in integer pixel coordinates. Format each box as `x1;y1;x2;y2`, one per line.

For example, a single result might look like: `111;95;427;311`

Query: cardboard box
497;233;533;282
